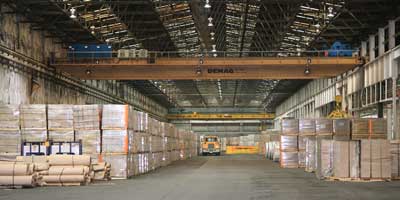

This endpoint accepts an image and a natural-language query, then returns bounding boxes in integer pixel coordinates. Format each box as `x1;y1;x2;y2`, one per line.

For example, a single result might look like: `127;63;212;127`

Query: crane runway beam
52;57;361;80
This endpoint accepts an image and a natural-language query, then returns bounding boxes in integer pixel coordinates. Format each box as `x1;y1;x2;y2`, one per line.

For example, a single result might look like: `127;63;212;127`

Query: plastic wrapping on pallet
102;130;133;154
298;136;306;150
332;140;360;178
21;130;47;142
299;119;316;135
352;118;387;140
305;136;316;172
0;104;20;130
47;105;74;130
360;139;391;179
132;132;150;153
316;139;333;179
134;111;148;132
102;154;134;179
102;105;135;130
315;119;333;135
20;104;47;130
298;151;306;168
75;130;101;154
333;119;351;140
281;119;299;135
280;152;299;168
148;117;160;136
273;142;280;162
48;130;74;142
73;105;101;130
150;136;163;153
0;131;21;154
391;142;400;178
280;135;298;151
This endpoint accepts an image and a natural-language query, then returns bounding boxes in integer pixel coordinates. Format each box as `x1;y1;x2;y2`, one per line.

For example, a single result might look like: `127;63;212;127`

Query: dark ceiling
4;0;399;111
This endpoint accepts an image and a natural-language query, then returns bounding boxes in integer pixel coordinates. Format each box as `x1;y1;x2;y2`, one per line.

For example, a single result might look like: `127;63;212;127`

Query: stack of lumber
0;161;41;188
20;104;47;142
91;162;111;181
0;105;21;159
43;155;91;186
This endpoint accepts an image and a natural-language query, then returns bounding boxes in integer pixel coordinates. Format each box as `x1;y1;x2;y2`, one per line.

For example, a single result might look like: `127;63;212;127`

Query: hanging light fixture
210;32;215;40
204;0;211;8
327;7;334;17
212;44;216;52
208;17;213;27
70;7;77;19
90;25;95;34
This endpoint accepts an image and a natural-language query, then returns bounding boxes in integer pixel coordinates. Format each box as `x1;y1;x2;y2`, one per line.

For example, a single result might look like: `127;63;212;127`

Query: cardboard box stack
20;105;47;142
360;139;391;179
101;105;135;179
73;105;102;163
47;105;74;142
0;105;21;160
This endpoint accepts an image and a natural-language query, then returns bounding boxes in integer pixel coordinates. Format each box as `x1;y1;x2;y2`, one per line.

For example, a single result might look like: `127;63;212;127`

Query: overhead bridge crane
166;113;275;120
51;54;362;80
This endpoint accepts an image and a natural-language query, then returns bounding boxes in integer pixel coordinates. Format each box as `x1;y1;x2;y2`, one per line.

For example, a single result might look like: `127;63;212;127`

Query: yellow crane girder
166;113;275;120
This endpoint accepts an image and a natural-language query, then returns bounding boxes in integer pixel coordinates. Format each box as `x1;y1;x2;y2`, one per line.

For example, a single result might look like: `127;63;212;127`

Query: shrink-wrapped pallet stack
73;105;102;163
20;104;47;142
352;118;387;140
0;105;21;159
333;119;351;140
360;139;391;179
299;119;316;168
47;105;74;142
101;105;135;179
391;141;400;179
280;119;299;168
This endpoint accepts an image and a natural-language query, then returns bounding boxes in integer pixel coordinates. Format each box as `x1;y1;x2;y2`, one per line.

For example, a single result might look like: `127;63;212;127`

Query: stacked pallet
101;105;135;179
299;119;316;169
0;105;21;160
20;105;47;142
43;155;91;186
391;141;400;179
280;119;299;168
47;105;74;142
73;105;101;163
149;118;163;170
360;139;391;180
0;161;41;188
333;119;351;140
352;118;387;140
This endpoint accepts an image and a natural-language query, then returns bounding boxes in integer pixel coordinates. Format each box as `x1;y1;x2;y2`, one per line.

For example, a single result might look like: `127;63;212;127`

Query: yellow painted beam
52;57;361;80
166;113;275;120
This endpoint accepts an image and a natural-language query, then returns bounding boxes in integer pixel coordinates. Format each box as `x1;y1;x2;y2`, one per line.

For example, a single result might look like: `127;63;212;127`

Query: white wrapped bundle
102;105;134;130
0;104;20;130
20;104;47;130
47;105;74;130
73;105;101;130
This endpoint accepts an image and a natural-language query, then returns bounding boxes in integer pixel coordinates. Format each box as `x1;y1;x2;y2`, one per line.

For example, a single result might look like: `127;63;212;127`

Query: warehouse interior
1;0;400;199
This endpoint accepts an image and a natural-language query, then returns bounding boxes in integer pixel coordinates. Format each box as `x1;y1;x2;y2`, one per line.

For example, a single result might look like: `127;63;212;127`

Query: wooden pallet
326;177;391;182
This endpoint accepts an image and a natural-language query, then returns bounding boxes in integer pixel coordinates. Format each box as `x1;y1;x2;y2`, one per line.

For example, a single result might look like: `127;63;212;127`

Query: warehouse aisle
1;155;400;200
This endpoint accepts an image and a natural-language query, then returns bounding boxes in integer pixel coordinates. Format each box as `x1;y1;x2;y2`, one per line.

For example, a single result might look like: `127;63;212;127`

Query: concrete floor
2;155;400;200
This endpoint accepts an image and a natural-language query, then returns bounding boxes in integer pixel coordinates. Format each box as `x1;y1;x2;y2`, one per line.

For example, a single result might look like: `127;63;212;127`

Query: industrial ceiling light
327;7;334;17
208;17;213;27
90;25;95;34
212;44;216;52
204;0;211;8
304;67;311;75
70;8;77;19
195;67;202;75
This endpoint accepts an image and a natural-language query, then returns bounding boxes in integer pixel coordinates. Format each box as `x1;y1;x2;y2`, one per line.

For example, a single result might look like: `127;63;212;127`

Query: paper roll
0;175;35;186
43;175;85;183
0;163;32;176
48;155;91;166
48;167;85;175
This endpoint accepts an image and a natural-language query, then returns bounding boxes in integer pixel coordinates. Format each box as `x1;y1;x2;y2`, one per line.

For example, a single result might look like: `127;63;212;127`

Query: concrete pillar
378;28;385;56
388;20;396;49
369;35;375;62
361;41;367;57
